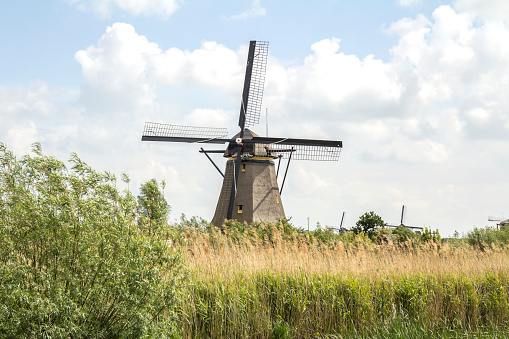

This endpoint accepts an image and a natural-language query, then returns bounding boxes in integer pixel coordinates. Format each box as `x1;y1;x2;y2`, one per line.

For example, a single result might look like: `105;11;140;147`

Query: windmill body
141;41;342;226
212;129;285;226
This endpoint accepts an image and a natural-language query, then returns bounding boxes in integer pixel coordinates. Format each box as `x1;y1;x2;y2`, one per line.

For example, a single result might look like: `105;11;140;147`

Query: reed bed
176;221;509;338
185;236;509;281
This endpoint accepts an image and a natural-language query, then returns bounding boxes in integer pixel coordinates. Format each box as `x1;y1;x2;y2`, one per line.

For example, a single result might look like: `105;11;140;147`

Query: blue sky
1;0;509;236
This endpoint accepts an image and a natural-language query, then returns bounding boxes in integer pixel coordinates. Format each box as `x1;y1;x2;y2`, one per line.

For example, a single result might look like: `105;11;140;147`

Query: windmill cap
232;128;259;140
226;128;277;159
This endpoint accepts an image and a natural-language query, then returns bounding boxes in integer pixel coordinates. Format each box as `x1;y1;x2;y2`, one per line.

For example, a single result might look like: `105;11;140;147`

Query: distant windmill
488;216;509;229
385;205;423;232
141;41;342;226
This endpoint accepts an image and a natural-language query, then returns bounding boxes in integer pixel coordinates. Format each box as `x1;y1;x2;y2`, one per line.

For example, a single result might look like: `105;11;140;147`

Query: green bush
310;222;337;244
0;143;183;338
466;226;509;251
392;225;418;243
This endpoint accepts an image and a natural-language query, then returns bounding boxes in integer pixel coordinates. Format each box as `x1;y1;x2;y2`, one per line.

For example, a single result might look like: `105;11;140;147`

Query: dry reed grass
183;226;509;281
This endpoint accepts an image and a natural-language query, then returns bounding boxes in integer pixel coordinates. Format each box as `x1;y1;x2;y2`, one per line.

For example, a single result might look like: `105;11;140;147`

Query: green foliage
247;218;300;244
178;213;211;232
272;316;292;339
420;227;442;243
137;178;170;229
392;225;418;243
352;211;385;240
0;143;183;338
309;223;337;244
466;226;509;251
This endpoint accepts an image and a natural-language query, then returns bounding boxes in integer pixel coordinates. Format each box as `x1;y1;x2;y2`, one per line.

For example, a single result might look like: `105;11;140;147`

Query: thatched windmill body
142;41;342;226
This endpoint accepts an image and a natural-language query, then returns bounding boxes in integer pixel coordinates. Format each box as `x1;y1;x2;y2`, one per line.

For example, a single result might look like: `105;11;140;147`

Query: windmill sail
239;41;269;129
229;41;269;220
141;122;230;144
248;136;342;161
249;136;342;147
257;143;342;161
488;216;504;222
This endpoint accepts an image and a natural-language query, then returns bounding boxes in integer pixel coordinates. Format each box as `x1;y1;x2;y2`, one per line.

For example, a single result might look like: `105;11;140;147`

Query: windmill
488;216;509;229
385;205;423;232
141;41;342;226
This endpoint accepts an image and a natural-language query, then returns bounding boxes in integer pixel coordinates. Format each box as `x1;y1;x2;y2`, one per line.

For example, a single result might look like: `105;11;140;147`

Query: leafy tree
137;178;170;228
0;143;183;337
352;211;385;238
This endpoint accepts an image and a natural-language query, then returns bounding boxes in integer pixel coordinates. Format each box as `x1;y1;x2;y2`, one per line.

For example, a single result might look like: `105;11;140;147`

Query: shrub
392;225;418;243
0;143;183;338
466;226;509;251
310;222;337;243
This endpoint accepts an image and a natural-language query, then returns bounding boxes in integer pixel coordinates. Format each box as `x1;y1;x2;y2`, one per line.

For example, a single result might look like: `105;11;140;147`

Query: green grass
179;271;509;338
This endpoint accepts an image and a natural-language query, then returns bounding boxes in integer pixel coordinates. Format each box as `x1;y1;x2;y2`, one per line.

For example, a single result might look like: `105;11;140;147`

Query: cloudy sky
1;0;508;235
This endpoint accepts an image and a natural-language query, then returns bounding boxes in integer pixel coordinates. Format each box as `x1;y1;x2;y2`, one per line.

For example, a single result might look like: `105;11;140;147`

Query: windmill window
237;205;243;213
242;164;246;172
276;195;279;203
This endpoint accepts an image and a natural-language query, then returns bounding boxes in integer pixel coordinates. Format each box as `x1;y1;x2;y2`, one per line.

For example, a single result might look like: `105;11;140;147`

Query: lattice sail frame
143;122;228;139
244;41;269;128
253;143;342;161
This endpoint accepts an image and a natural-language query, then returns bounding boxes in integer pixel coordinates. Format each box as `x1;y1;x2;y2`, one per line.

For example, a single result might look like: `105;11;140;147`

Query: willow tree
0;143;183;338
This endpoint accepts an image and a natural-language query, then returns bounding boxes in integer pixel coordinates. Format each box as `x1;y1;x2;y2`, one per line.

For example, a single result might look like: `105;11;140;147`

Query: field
176;219;509;338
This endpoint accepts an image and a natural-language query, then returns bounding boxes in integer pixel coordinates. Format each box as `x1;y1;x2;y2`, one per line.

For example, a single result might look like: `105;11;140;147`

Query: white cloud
387;5;509;140
467;107;490;124
295;167;328;190
183;108;233;128
5;121;38;155
74;24;246;120
263;38;403;124
66;0;181;18
454;0;509;23
75;23;160;115
381;139;449;164
0;81;56;116
224;0;266;20
0;82;83;155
